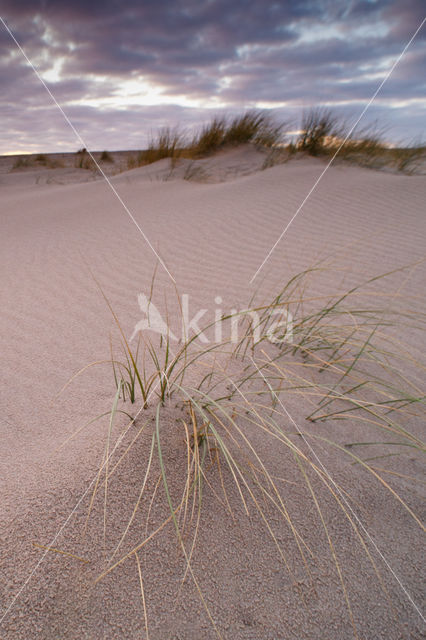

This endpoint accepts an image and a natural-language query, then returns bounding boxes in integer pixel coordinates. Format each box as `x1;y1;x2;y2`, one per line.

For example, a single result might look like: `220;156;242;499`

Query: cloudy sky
0;0;425;154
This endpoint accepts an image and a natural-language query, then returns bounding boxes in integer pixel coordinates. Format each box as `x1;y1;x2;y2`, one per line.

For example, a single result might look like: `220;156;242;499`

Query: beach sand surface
0;149;425;639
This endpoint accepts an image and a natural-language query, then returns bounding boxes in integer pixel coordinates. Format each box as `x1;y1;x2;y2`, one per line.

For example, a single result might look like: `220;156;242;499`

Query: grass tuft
127;155;138;170
390;143;426;174
128;108;424;176
132;111;284;167
74;149;96;170
12;156;32;169
100;150;114;163
190;116;228;156
294;108;426;174
35;153;48;164
297;108;345;156
59;260;425;637
137;128;184;166
190;111;284;157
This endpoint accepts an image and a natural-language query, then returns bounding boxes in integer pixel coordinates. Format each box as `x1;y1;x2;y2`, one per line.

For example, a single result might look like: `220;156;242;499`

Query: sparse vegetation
183;161;209;181
8;111;423;178
74;149;96;171
35;153;48;164
7;108;424;639
126;109;423;176
12;156;32;169
297;108;345;156
294;108;426;173
132;112;285;168
137;128;184;166
261;147;292;170
61;261;425;638
190;116;227;156
46;158;65;169
126;154;138;170
391;143;426;174
100;150;114;162
11;154;65;170
190;111;285;157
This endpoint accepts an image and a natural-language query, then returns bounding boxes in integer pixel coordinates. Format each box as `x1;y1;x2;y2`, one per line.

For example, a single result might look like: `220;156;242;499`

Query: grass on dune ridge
59;260;426;638
132;111;286;168
9;107;424;176
127;107;425;175
296;107;425;172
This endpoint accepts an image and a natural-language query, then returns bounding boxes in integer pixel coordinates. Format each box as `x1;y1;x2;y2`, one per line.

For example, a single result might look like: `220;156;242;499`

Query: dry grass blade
78;258;425;637
134;552;149;640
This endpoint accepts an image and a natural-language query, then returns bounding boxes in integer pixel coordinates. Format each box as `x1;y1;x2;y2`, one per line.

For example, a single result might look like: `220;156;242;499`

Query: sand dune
0;150;425;639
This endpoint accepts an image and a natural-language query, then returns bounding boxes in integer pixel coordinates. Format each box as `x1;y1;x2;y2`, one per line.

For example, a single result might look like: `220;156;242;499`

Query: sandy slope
0;149;425;639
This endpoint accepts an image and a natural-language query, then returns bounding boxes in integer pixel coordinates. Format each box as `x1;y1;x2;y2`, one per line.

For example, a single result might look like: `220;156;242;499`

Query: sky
0;0;425;154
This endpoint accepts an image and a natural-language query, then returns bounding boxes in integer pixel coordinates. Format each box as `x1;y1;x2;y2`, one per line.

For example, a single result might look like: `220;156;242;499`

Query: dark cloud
0;0;425;153
383;0;426;40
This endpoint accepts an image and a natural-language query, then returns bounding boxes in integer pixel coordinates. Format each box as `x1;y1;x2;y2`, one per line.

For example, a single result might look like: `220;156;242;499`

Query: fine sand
0;148;425;639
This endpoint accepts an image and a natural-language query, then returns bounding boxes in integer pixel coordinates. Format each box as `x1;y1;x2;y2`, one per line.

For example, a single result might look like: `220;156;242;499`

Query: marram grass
129;107;424;175
54;261;426;639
